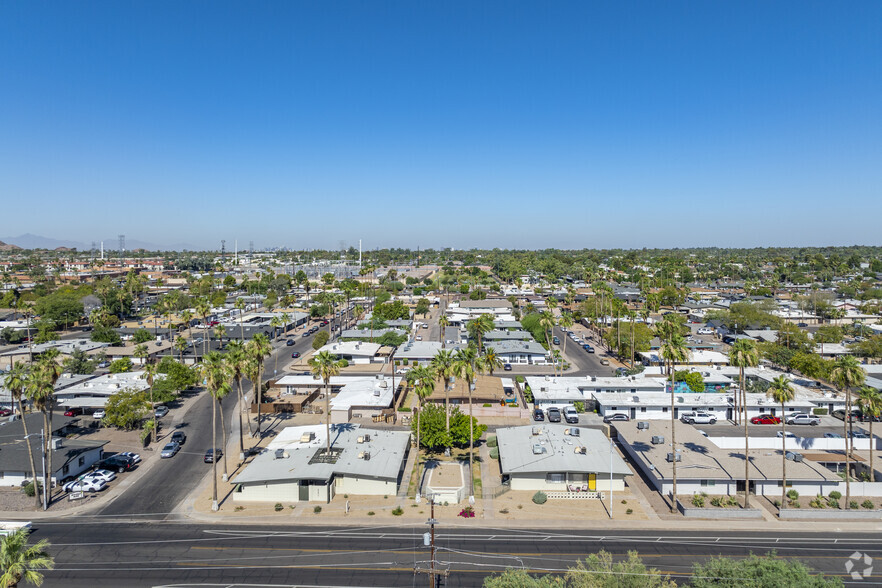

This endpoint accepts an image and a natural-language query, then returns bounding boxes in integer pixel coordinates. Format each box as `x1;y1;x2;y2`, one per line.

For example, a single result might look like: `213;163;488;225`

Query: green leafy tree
673;370;705;393
103;389;152;430
62;348;97;375
690;552;843;587
483;570;563;588
33;291;84;329
133;328;153;344
372;300;410;320
312;330;330;350
108;358;132;373
0;527;55;588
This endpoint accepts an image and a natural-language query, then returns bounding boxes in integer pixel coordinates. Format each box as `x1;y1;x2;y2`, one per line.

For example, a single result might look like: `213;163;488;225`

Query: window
62;465;69;475
662;407;668;413
700;480;715;487
777;481;793;488
78;457;85;467
640;407;647;412
546;473;565;484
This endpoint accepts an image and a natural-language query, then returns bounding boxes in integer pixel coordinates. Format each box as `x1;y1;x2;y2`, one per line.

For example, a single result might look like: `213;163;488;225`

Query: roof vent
532;444;544;455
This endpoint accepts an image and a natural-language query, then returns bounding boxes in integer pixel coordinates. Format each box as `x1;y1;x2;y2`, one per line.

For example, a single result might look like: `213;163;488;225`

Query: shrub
813;407;828;416
573;401;585;413
849;500;859;510
482;403;492;408
710;496;724;507
487;436;498;448
499;508;509;514
828;490;842;500
234;506;244;511
621;500;627;504
862;499;875;509
626;508;633;515
274;503;283;512
691;494;706;508
313;506;322;514
367;511;375;516
489;447;499;460
515;376;525;383
725;495;739;507
398;407;411;412
391;506;404;516
826;498;840;509
22;481;42;497
786;489;799;501
809;495;826;509
458;506;476;518
532;491;548;505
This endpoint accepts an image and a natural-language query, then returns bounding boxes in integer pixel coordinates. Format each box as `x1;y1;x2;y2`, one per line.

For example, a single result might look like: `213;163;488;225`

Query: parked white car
87;469;117;483
697;327;714;335
92;410;105;419
63;478;107;493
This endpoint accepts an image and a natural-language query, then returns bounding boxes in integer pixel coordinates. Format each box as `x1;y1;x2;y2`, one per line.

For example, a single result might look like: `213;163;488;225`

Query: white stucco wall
335;475;397;496
234;480;301;503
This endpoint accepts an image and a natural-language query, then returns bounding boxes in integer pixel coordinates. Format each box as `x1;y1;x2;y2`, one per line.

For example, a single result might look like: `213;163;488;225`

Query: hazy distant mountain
1;233;85;250
0;233;199;252
0;240;23;251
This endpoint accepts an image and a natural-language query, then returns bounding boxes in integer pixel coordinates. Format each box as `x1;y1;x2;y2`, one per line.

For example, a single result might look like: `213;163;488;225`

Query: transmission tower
221;240;226;264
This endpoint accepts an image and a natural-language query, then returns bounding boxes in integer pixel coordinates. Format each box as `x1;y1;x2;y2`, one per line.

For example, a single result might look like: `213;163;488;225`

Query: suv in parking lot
680;411;717;425
546;407;562;423
96;454;136;473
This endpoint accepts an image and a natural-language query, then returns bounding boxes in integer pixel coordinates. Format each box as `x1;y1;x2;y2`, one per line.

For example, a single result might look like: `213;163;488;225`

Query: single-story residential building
485;340;549;365
496;425;631;492
616;420;840;497
394;341;463;367
315;341;383;364
232;424;410;503
0;414;107;487
55;371;157;409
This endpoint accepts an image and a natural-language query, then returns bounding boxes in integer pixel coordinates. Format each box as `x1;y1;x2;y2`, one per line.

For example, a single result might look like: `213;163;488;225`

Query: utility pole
415;501;447;586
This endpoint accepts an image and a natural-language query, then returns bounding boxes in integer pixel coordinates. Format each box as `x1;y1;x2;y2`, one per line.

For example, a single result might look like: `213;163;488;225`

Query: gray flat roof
496;425;631;477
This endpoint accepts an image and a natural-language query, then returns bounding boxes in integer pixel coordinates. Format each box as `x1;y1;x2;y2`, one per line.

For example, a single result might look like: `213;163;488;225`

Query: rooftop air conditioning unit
570;427;580;437
532;426;541;436
363;434;370;442
651;435;664;445
666;452;682;463
637;421;649;430
574;446;587;455
379;381;388;388
51;438;63;450
532;444;544;455
274;448;288;459
786;452;804;462
373;389;381;397
362;451;371;461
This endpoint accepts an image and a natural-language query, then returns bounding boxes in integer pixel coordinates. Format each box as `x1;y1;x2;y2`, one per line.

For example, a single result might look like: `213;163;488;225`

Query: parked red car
0;408;13;417
64;407;84;417
750;414;781;425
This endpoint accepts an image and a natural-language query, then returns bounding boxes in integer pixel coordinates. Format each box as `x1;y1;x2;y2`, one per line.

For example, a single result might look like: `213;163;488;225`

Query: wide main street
31;521;882;587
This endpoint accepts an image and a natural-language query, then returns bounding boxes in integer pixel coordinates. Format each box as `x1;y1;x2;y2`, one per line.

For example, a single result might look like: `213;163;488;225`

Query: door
727;407;733;421
588;473;596;492
299;481;309;501
630;407;636;419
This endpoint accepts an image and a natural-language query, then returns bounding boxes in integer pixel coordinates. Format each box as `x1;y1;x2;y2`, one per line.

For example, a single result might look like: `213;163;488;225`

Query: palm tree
179;309;194;348
234;298;246;343
538;311;556;374
203;351;231;511
478;348;503;377
729;338;759;509
407;365;436;497
454;346;478;498
195;298;211;356
830;355;866;508
767;375;795;512
466;313;494;355
241;358;260;438
213;324;226;350
225;340;248;459
438;316;450;348
430;349;456;432
174;336;188;363
133;343;148;367
4;363;39;508
558;312;574;360
0;527;54;588
659;333;688;513
244;333;272;436
141;361;161;443
309;351;345;456
857;387;882;482
33;350;62;508
214;358;232;482
269;316;282;342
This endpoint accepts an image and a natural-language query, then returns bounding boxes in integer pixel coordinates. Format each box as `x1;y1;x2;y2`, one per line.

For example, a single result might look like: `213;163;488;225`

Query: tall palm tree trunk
468;378;474;498
236;376;246;458
844;388;851;508
742;369;750;509
416;404;422;497
255;366;263;436
325;381;331;455
18;399;40;508
444;377;450;432
670;361;678;513
870;419;875;483
211;399;218;511
218;396;228;480
781;401;787;512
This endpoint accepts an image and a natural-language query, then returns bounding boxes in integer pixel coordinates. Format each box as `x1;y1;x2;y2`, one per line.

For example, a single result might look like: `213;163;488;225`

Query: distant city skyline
2;2;881;249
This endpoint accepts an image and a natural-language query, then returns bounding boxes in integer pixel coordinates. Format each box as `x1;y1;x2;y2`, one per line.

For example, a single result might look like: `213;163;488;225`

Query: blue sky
1;1;880;251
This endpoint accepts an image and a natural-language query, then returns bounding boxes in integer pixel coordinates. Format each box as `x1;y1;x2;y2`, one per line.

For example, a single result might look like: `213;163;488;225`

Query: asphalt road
96;327;321;518
553;326;614;377
30;522;882;587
